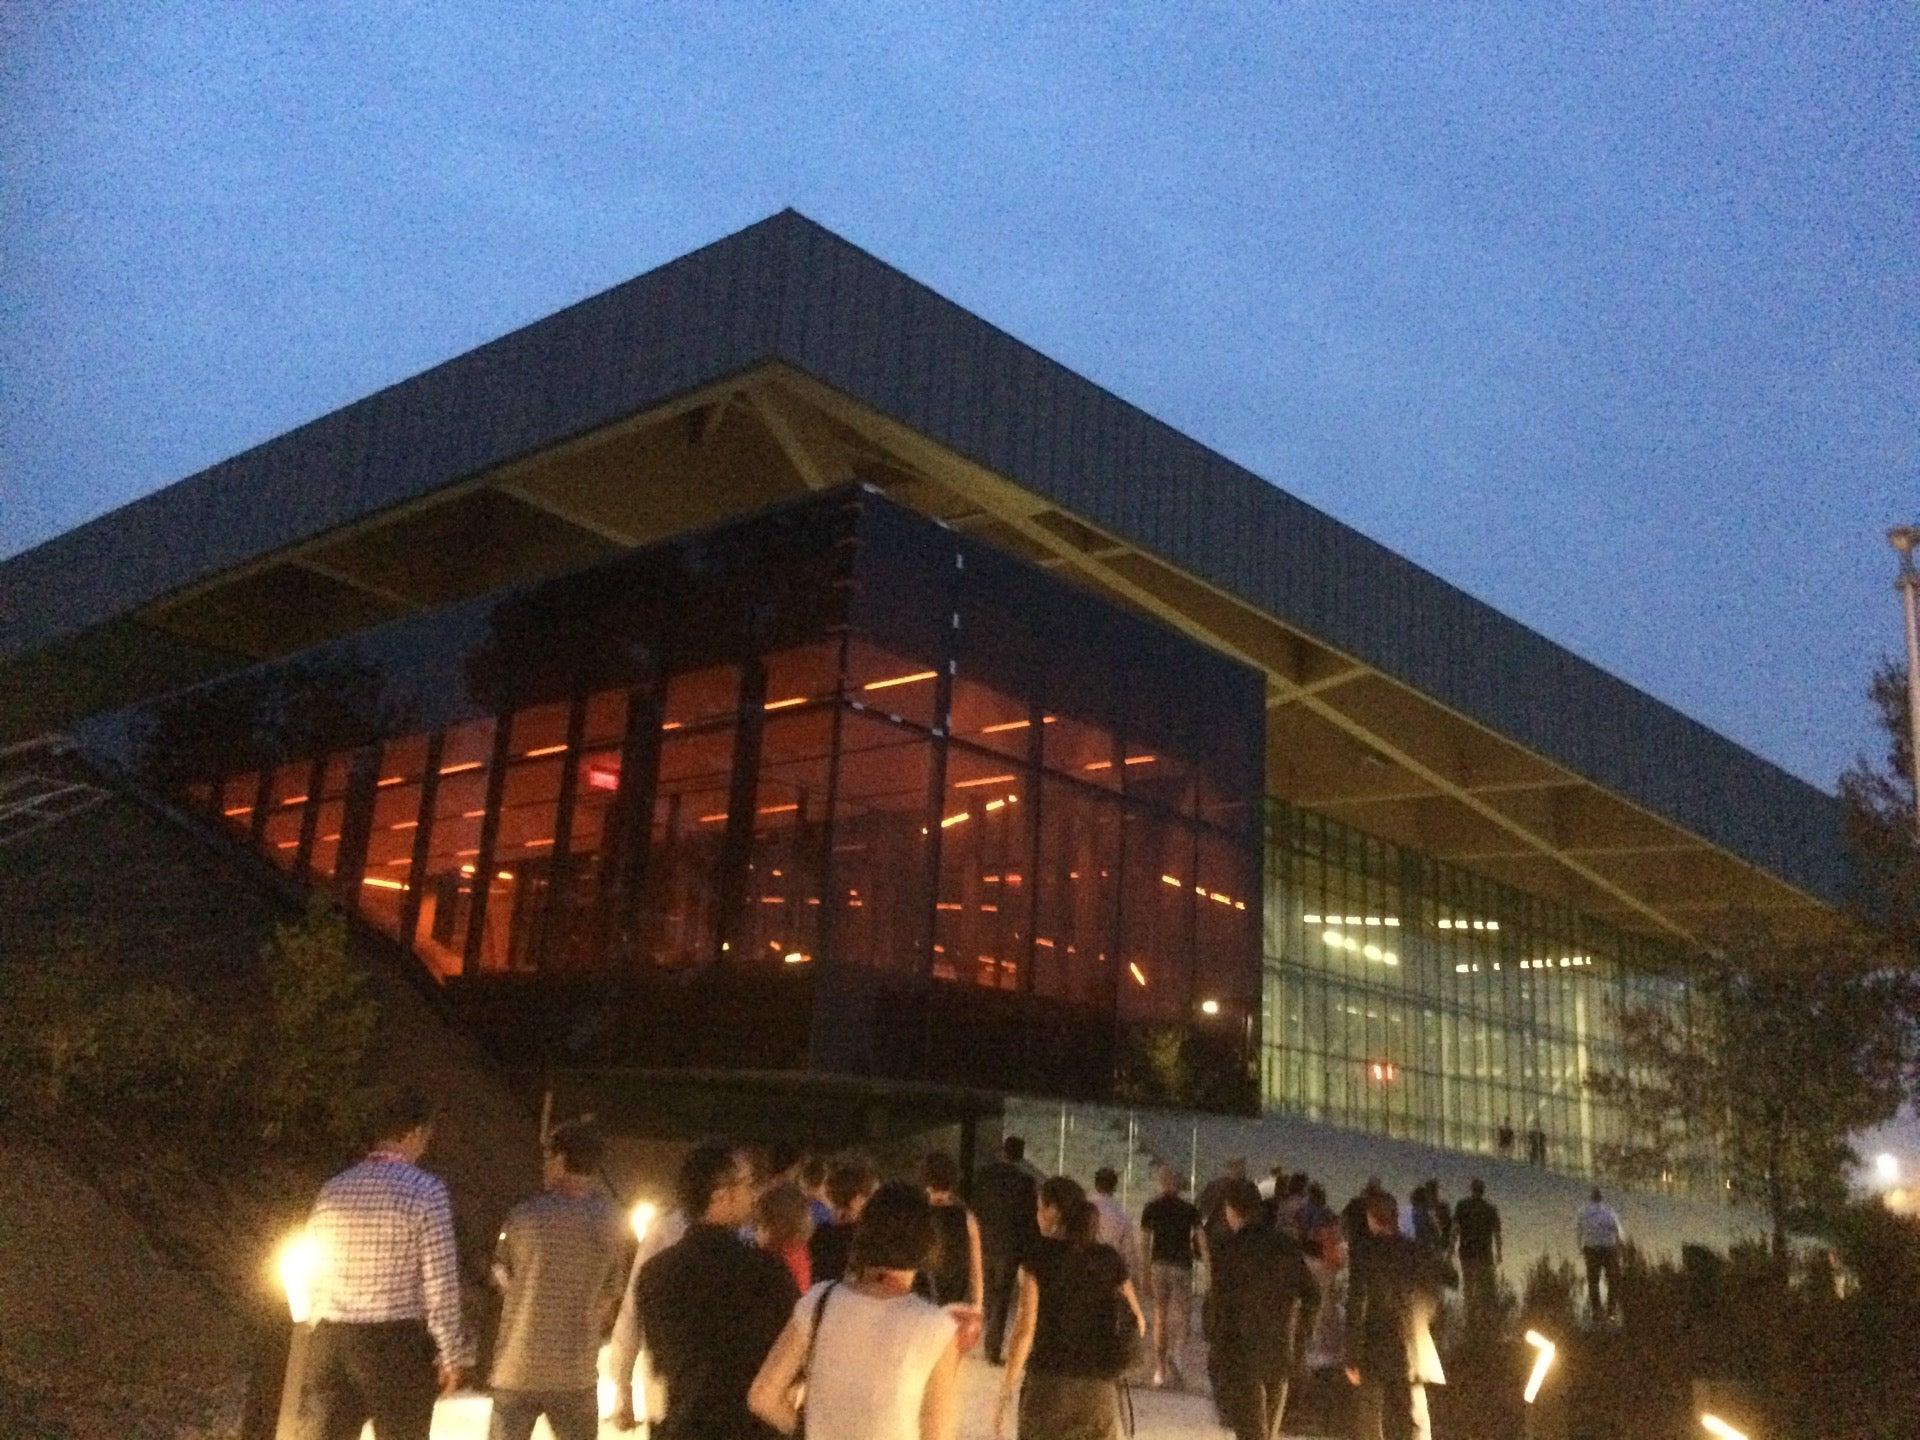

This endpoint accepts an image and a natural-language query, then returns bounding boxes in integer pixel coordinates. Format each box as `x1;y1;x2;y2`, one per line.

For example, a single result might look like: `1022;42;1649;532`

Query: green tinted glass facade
1262;801;1713;1190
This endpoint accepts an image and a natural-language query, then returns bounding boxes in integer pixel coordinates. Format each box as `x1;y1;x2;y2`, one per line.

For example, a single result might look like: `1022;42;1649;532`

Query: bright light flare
276;1229;323;1324
1874;1152;1900;1185
631;1201;658;1243
1199;998;1221;1016
1700;1416;1748;1440
1522;1329;1556;1404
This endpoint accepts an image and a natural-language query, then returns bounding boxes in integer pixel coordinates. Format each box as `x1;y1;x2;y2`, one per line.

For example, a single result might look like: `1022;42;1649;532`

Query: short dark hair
826;1155;879;1211
1221;1177;1265;1222
676;1139;745;1219
369;1087;436;1144
1094;1167;1119;1195
1470;1177;1486;1198
921;1150;960;1193
1003;1136;1026;1162
545;1121;605;1176
800;1155;828;1190
1366;1190;1399;1228
1308;1182;1327;1206
1040;1175;1096;1246
849;1180;938;1272
761;1140;803;1178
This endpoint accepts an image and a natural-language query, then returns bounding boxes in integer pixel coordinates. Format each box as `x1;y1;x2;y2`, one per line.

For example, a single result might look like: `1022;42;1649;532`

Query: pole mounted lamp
1890;526;1920;833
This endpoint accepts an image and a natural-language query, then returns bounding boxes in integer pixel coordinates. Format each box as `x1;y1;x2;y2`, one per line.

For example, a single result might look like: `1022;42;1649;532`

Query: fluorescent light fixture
1522;1329;1555;1403
862;670;938;691
954;774;1018;789
940;811;970;827
1128;962;1148;986
1699;1417;1747;1440
522;743;568;757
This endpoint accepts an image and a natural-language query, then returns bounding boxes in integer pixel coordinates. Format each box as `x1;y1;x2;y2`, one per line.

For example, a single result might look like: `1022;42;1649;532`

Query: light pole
1890;526;1920;832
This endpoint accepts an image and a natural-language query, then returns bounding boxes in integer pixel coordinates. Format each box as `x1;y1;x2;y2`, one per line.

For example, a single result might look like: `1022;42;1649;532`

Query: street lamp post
1890;526;1920;833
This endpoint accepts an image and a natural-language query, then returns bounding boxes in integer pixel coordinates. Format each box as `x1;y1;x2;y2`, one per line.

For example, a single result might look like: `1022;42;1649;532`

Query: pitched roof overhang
0;211;1847;941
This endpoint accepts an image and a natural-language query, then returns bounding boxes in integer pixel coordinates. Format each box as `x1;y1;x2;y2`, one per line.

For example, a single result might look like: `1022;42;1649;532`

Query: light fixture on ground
1700;1415;1749;1440
630;1200;657;1243
276;1229;321;1324
1522;1329;1556;1404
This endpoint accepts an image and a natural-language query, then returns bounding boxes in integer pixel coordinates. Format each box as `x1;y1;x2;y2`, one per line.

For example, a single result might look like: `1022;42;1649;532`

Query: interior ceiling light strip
862;670;938;691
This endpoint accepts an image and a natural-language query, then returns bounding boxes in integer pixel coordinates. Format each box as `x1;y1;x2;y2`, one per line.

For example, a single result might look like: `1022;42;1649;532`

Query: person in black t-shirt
806;1155;877;1285
996;1176;1142;1440
1207;1178;1319;1440
1453;1178;1502;1338
1139;1164;1201;1389
628;1140;797;1440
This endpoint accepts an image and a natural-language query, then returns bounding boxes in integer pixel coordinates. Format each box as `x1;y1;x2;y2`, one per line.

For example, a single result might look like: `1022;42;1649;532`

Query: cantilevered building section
0;211;1846;1186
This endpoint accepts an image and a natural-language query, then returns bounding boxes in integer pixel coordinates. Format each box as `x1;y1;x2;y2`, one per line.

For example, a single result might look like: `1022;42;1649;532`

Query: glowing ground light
1522;1329;1555;1403
1700;1417;1748;1440
1875;1152;1900;1184
276;1229;322;1324
630;1201;657;1243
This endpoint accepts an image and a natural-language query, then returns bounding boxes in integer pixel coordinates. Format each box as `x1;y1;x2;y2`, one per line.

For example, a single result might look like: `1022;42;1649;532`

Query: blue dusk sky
2;4;1915;796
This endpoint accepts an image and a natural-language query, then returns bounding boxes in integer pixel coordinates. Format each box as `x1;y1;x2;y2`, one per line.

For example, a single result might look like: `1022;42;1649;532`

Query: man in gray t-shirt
490;1122;628;1440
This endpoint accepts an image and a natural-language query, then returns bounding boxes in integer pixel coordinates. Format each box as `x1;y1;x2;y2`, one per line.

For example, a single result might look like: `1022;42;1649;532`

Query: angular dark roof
0;210;1846;903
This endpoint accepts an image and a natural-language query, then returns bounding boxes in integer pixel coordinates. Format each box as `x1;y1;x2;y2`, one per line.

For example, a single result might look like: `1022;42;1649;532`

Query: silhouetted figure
974;1136;1040;1363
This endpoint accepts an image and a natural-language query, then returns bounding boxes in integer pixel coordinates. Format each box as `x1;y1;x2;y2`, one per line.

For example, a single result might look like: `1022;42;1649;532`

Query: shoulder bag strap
795;1280;840;1440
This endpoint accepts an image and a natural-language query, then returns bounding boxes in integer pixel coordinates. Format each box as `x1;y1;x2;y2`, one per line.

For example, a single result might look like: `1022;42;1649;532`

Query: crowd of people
289;1090;1627;1440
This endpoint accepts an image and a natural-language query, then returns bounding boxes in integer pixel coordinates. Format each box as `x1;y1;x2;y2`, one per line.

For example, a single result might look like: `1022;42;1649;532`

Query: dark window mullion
714;662;767;964
294;754;325;875
398;731;444;946
533;694;588;971
334;745;380;902
462;715;514;977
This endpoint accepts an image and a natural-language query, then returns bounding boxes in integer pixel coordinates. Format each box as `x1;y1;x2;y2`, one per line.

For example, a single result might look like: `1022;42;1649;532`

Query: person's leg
983;1252;1015;1362
352;1322;439;1440
1261;1358;1293;1440
297;1323;373;1440
1583;1247;1604;1319
486;1391;542;1440
1349;1377;1387;1440
1408;1381;1432;1440
540;1388;603;1440
1165;1265;1192;1386
1602;1248;1623;1318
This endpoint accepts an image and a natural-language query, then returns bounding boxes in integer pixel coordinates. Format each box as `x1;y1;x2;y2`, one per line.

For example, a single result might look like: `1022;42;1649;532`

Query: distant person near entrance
298;1088;473;1440
1576;1188;1624;1321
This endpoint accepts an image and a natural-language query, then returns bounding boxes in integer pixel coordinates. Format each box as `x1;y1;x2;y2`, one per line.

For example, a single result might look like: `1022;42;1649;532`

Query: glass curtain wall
153;488;1265;1107
1262;801;1707;1189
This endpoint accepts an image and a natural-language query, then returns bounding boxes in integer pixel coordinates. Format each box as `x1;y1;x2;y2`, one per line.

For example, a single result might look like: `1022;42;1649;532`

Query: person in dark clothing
1206;1178;1319;1440
806;1154;877;1285
996;1176;1144;1440
1341;1177;1384;1246
917;1149;984;1312
1196;1156;1249;1263
1453;1178;1502;1339
1344;1191;1448;1440
975;1135;1040;1363
627;1140;797;1440
1496;1117;1516;1158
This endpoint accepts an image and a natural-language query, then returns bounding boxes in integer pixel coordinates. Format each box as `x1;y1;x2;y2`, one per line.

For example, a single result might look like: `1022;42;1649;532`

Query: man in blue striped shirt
300;1089;472;1440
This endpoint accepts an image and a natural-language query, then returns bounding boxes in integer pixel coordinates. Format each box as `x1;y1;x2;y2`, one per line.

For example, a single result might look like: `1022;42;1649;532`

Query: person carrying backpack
993;1177;1144;1440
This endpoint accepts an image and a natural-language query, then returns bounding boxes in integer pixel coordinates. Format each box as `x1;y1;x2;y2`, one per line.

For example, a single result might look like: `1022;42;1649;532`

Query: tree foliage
1587;915;1916;1252
1839;660;1920;953
0;896;379;1159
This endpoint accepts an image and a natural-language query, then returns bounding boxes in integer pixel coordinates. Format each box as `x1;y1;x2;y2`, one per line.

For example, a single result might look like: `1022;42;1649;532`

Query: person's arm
746;1311;809;1436
608;1257;646;1428
1120;1277;1145;1335
1493;1211;1503;1266
417;1183;473;1387
966;1209;985;1309
993;1268;1040;1439
1343;1247;1369;1384
490;1214;516;1292
918;1333;961;1440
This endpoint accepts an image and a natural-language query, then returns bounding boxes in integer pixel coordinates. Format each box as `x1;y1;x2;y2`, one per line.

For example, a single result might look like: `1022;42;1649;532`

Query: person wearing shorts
1139;1165;1200;1389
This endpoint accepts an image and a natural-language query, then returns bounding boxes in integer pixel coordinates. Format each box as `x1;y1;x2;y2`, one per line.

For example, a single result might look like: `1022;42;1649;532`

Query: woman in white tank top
750;1180;962;1440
